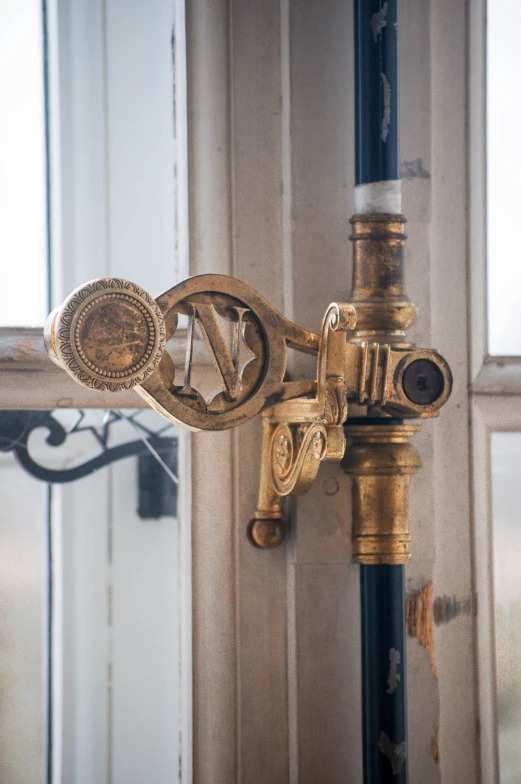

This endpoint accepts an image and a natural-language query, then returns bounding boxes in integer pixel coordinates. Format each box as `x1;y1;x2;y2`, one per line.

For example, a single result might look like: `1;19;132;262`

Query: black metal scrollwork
0;410;178;519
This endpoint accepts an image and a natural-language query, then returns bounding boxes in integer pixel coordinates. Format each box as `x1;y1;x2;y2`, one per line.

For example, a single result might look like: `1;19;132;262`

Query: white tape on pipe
354;180;402;214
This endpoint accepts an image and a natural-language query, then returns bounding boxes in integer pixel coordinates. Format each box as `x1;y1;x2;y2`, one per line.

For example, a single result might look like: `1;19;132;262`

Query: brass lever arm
45;275;320;431
45;267;452;550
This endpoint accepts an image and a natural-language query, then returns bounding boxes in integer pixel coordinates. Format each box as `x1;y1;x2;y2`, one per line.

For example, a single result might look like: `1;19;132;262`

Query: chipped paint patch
400;158;430;180
381;72;391;142
432;727;440;764
378;731;407;775
387;648;401;695
371;2;388;43
433;594;473;625
406;580;438;681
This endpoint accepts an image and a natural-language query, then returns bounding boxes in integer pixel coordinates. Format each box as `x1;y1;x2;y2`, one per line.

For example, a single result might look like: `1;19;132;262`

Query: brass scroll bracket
44;271;452;549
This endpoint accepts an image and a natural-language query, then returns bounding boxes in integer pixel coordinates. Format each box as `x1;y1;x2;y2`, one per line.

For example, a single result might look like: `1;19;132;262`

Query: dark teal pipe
361;565;408;783
354;3;407;780
354;0;399;185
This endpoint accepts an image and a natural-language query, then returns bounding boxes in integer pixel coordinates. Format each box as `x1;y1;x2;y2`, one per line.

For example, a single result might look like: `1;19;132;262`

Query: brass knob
44;278;166;391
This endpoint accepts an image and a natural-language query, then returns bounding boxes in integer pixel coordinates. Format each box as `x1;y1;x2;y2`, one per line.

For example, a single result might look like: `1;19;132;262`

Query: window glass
0;407;184;781
491;432;521;782
0;0;47;325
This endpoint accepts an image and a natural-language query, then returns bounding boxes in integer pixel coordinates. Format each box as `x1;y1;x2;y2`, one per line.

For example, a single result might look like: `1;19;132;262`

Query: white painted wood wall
188;1;477;782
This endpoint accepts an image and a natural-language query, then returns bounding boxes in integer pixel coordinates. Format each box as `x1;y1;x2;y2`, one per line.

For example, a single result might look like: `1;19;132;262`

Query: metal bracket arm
44;259;451;550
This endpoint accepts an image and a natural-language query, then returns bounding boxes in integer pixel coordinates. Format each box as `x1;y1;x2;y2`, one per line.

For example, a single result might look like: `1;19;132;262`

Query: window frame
469;0;521;781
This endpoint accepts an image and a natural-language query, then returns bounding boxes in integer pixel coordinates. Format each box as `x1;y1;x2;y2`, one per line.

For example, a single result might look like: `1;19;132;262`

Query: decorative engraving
50;279;166;392
273;429;292;475
270;423;327;497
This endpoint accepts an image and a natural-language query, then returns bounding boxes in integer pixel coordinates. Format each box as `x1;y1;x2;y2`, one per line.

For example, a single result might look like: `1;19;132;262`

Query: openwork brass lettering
173;299;261;413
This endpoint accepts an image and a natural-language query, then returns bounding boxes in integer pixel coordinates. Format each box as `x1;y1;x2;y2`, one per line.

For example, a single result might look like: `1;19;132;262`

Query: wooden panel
188;0;290;781
230;1;289;780
473;358;521;396
186;2;237;781
431;0;478;779
185;1;478;782
400;2;440;779
0;329;213;409
287;5;359;776
191;430;236;783
295;563;361;784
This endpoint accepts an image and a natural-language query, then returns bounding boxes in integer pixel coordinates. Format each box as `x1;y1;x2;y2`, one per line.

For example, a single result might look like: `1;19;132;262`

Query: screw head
402;358;445;406
248;518;285;549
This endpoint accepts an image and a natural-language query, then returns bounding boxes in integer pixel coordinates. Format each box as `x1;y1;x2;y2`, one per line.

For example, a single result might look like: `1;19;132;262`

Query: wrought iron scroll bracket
0;410;178;519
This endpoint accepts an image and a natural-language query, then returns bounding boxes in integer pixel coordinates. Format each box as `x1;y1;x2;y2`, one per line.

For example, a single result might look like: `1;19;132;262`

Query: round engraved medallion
44;279;166;391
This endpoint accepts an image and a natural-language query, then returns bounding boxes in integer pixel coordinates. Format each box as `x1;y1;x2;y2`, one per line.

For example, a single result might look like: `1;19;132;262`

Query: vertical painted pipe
361;566;408;783
354;0;400;213
354;2;408;782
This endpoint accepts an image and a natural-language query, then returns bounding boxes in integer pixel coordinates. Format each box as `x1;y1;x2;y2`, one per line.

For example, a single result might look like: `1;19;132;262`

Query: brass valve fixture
44;215;451;558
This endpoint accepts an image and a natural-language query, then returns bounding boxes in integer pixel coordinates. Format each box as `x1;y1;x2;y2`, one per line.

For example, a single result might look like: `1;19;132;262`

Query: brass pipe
343;423;421;565
349;214;417;348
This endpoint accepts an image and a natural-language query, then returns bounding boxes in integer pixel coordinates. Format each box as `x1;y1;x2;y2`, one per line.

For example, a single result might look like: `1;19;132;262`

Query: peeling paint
400;158;431;180
433;594;473;625
322;477;340;496
378;731;407;775
15;339;36;360
406;580;438;681
371;2;388;43
387;648;401;695
381;72;391;142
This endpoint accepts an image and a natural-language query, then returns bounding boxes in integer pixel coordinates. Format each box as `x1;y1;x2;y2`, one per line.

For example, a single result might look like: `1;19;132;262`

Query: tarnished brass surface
349;214;417;347
344;213;452;563
44;255;452;550
46;274;319;432
248;303;356;544
44;279;166;391
343;424;421;565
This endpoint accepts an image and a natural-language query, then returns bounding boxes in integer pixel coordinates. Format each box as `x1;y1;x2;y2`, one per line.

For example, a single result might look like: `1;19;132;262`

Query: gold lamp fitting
349;214;417;348
42;246;451;553
343;423;421;565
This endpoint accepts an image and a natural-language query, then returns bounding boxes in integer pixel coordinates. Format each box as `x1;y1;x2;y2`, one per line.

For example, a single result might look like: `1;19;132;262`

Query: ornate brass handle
44;270;452;548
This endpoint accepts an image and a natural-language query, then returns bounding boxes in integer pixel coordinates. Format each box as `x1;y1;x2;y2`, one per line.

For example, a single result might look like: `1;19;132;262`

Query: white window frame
469;1;521;781
47;0;193;779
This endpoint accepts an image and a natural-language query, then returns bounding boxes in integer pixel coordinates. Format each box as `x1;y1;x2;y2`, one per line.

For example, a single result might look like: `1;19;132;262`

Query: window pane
0;0;47;325
491;432;521;782
0;408;186;782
